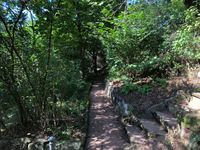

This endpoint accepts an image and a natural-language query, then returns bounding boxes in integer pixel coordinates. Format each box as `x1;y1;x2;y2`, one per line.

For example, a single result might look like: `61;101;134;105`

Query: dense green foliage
98;0;200;80
0;0;200;141
0;0;127;140
0;0;102;134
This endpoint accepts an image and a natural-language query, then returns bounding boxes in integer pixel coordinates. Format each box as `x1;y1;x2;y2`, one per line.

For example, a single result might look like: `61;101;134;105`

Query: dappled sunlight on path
86;83;128;150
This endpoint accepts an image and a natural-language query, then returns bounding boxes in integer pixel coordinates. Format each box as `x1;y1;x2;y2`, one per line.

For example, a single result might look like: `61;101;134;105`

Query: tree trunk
14;92;28;126
7;85;28;126
92;49;97;74
0;114;6;129
75;2;87;78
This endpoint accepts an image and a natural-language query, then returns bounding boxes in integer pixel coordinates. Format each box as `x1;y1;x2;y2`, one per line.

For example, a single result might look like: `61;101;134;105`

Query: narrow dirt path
86;82;129;150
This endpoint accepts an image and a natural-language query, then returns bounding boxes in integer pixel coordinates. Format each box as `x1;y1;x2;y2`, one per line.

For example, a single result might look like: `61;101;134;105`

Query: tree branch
12;1;26;44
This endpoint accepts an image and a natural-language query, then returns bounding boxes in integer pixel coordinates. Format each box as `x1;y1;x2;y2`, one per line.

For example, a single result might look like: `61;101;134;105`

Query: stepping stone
139;119;166;138
153;111;178;130
125;124;147;144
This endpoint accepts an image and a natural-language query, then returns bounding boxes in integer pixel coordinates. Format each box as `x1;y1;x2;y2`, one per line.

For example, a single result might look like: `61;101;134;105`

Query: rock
153;111;178;131
169;95;200;114
147;103;166;113
176;90;189;102
55;141;82;150
197;72;200;78
139;119;166;138
168;103;178;115
125;124;147;144
167;102;189;117
192;92;200;99
105;81;113;98
117;100;130;116
187;96;200;111
28;138;47;150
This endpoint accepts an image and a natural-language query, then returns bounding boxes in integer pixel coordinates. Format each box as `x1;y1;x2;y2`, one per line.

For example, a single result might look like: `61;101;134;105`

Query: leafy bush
154;78;168;88
121;82;138;94
99;0;187;79
137;84;152;95
172;7;200;61
121;82;152;95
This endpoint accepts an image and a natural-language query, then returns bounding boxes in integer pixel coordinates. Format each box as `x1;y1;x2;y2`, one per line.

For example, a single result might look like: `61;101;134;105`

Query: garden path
86;82;129;150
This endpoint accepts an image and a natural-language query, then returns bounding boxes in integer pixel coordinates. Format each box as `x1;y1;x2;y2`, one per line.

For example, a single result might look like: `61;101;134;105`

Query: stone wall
105;81;132;117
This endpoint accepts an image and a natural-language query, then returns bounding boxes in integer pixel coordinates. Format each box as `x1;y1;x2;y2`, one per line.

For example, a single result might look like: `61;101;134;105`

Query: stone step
125;124;147;144
124;139;168;150
167;93;200;113
168;96;200;114
152;111;178;131
167;101;190;116
138;119;167;138
124;124;168;150
147;96;176;114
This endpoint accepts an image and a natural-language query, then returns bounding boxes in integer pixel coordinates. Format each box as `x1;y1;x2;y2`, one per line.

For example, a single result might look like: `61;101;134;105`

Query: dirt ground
112;77;200;117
